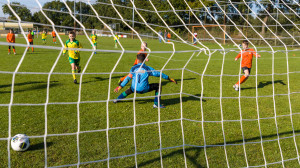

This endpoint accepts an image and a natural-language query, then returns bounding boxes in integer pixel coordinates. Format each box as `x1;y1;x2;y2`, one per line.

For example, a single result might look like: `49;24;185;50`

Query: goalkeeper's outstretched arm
114;73;133;93
149;66;177;84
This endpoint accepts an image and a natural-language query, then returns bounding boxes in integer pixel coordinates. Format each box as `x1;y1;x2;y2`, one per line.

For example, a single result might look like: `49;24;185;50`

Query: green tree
2;2;32;21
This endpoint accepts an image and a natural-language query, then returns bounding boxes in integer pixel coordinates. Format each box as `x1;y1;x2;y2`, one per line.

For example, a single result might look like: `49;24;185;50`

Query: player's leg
94;43;97;54
8;45;11;54
75;59;81;73
12;45;16;54
114;87;134;103
69;57;77;83
31;42;34;52
115;40;117;48
54;37;56;43
234;67;250;91
148;83;165;108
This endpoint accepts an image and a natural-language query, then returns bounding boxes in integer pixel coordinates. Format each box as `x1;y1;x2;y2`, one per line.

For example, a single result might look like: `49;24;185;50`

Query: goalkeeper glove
169;77;177;84
114;86;122;93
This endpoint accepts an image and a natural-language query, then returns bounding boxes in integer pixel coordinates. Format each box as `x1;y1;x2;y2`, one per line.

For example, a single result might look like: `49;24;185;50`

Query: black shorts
29;42;33;45
242;67;251;74
53;36;56;38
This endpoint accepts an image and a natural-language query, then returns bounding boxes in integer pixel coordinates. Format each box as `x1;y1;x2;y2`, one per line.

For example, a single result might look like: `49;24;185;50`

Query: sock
13;49;15;53
72;70;76;80
154;92;160;105
236;75;248;85
8;49;10;53
117;91;128;100
120;75;127;82
32;47;34;52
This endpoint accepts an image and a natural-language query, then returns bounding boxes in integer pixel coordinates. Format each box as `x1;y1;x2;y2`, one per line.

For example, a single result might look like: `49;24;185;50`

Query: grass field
0;34;300;167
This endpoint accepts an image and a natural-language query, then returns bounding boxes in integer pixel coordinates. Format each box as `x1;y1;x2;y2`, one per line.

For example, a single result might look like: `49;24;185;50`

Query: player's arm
235;52;241;61
114;73;133;93
6;34;9;42
149;66;177;84
63;42;68;56
253;50;261;58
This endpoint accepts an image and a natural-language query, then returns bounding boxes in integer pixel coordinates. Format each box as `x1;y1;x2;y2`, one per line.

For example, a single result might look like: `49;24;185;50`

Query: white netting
1;0;300;167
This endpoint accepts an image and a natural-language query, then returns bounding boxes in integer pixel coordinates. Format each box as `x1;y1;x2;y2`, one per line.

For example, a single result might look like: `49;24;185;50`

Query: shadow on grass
0;81;60;93
91;77;196;85
136;94;206;106
80;76;124;84
28;142;53;151
136;129;300;168
113;93;205;106
241;80;286;90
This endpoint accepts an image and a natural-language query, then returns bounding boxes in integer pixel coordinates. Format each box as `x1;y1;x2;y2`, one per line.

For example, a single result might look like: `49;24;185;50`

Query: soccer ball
11;134;30;151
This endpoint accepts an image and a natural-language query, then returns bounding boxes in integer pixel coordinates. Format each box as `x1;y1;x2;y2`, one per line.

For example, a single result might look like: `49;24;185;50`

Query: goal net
1;0;300;167
192;25;227;44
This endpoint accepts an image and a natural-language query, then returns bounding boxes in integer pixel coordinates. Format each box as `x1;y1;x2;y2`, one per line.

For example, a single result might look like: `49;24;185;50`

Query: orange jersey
134;49;148;65
167;33;171;39
6;33;15;43
27;33;33;42
235;48;258;68
52;31;56;37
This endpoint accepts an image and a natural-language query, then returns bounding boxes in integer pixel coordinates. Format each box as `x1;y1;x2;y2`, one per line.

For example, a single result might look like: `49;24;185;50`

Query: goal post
192;25;226;44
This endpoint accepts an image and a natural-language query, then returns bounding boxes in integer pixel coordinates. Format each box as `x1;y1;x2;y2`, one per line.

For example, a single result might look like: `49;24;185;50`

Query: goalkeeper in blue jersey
114;53;177;108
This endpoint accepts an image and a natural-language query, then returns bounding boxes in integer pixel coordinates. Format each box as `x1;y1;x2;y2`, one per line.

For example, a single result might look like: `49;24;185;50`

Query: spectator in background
193;32;197;45
164;30;167;41
158;30;163;43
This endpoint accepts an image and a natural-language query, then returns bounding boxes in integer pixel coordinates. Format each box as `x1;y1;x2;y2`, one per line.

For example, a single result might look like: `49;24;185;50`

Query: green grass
0;34;300;167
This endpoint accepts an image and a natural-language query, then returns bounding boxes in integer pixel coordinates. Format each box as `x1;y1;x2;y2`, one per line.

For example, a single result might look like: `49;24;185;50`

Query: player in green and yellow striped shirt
114;32;119;48
90;30;97;54
41;30;47;44
63;31;82;84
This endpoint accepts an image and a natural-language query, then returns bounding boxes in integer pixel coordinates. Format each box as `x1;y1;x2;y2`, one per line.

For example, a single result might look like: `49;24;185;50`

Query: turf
0;34;300;167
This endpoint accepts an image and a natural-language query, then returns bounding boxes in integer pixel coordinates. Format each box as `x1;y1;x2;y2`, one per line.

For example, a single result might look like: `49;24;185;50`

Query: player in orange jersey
118;42;149;85
7;29;16;55
27;30;34;52
167;32;171;42
52;30;56;44
233;40;261;91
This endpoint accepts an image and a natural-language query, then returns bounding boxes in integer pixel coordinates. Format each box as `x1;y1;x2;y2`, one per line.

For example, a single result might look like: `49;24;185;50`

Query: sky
0;0;72;17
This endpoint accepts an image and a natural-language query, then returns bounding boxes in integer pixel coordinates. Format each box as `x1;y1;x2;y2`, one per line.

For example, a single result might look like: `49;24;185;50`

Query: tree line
2;0;300;38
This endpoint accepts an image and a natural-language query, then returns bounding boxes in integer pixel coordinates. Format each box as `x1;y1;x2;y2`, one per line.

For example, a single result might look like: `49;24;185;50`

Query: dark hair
28;30;31;33
69;31;76;35
242;40;249;45
137;53;146;62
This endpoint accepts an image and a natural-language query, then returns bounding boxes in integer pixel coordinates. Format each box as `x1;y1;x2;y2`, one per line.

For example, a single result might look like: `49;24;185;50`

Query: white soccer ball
11;134;30;152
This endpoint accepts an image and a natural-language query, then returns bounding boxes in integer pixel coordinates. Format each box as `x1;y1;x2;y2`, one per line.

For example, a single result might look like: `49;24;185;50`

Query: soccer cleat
153;104;166;108
8;52;10;55
233;84;239;91
74;79;77;84
14;52;16;55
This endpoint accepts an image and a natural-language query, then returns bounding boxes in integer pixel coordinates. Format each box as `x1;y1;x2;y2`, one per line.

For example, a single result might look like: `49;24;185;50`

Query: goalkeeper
114;53;177;108
63;31;82;84
118;41;149;84
233;40;260;91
